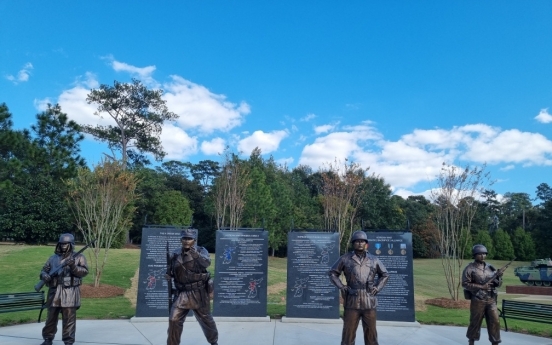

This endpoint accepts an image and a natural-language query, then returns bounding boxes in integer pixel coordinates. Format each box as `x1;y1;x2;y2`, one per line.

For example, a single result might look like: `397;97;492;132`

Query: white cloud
56;74;107;127
6;62;33;83
298;121;552;191
163;75;250;134
201;138;226;155
299;123;381;168
104;56;158;86
535;109;552;124
160;124;198;159
500;165;515;171
33;98;53;111
238;130;289;155
462;129;552;165
300;113;316;122
314;122;339;134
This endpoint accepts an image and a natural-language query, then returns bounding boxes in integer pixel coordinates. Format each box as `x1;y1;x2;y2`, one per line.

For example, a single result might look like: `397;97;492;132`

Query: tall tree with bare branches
430;163;493;300
320;159;369;250
214;150;251;229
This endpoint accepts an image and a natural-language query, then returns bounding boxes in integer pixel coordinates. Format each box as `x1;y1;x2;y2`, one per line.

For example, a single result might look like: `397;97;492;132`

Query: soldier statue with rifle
166;228;217;345
462;244;514;345
38;233;89;345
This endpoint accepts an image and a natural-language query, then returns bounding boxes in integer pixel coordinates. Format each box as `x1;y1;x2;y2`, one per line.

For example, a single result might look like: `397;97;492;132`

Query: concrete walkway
0;318;550;345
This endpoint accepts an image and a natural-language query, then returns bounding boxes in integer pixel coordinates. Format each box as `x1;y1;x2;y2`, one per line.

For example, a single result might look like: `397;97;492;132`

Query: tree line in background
1;81;551;263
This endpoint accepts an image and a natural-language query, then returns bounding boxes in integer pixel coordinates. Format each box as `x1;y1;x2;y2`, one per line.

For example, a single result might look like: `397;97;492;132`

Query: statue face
474;252;487;263
59;242;70;253
353;240;367;252
181;237;195;250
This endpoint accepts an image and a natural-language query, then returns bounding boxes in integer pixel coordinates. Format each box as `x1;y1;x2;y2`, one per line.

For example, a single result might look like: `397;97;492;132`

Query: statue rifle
34;239;96;292
483;257;516;286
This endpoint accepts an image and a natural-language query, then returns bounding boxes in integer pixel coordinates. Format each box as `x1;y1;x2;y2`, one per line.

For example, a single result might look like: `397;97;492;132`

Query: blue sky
2;1;552;200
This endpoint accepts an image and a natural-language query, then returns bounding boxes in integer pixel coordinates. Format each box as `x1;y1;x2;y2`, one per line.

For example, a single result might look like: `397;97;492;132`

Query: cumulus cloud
238;130;289;155
39;59;254;161
299;123;381;168
55;73;106;127
535;109;552;124
201;138;226;155
6;63;33;83
160;124;198;159
163;75;250;134
299;122;552;191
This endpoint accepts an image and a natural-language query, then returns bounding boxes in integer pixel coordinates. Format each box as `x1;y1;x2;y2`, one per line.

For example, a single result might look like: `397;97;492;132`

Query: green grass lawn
1;245;550;338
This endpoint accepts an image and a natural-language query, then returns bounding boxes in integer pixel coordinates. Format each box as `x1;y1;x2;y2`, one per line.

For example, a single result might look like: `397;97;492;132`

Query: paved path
1;318;551;345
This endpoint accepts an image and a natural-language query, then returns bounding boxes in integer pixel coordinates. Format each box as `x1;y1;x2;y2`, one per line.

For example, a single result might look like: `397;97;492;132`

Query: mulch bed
81;284;125;298
425;297;471;309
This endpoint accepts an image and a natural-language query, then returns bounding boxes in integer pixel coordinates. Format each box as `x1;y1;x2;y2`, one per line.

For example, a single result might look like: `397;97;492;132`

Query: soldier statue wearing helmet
40;233;88;345
328;231;389;345
166;228;218;345
462;244;503;345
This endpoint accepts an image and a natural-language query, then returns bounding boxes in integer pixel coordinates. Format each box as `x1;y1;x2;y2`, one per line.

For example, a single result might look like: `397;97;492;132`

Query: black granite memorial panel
135;227;182;317
286;231;340;319
366;231;415;322
213;229;268;317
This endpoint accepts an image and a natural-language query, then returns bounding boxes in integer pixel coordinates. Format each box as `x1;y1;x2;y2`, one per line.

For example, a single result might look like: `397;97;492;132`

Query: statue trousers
342;308;378;345
167;304;218;345
42;306;77;345
467;297;501;344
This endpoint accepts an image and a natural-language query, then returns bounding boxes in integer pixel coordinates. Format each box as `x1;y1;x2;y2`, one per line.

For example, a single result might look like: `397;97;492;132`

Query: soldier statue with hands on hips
462;244;503;345
328;231;389;345
40;233;89;345
166;228;218;345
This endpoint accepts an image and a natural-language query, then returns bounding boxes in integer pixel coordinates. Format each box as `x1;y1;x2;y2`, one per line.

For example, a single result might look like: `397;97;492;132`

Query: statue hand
65;258;76;269
165;274;172;281
42;273;51;282
189;246;199;259
370;287;379;295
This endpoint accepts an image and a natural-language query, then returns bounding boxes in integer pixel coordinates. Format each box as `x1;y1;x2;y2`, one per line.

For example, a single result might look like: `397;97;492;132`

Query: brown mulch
123;243;141;249
81;283;125;298
425;297;471;309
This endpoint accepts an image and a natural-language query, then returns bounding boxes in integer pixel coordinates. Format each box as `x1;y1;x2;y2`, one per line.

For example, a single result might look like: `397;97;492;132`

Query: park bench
0;291;46;323
498;299;552;331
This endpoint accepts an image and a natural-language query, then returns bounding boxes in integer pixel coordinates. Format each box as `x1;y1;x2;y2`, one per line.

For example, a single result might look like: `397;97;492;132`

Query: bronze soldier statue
40;233;89;345
328;231;389;345
166;228;218;345
462;244;502;345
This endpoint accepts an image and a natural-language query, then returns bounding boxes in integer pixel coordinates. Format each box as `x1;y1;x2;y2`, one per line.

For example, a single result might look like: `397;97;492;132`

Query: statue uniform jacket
462;262;502;300
40;252;88;308
329;252;389;310
169;246;211;310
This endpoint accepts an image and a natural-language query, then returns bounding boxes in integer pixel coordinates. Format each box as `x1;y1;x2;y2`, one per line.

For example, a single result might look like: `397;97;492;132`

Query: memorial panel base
506;285;552;296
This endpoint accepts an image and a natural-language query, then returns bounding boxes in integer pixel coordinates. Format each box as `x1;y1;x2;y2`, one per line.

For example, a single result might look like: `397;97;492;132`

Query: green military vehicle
514;258;552;286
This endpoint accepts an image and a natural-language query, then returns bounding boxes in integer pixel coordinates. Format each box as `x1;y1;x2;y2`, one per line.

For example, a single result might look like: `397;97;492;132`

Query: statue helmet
58;233;75;244
350;231;368;243
472;244;488;256
180;228;198;240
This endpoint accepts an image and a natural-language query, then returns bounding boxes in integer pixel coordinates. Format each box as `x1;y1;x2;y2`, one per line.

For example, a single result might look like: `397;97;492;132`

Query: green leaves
84;79;178;168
